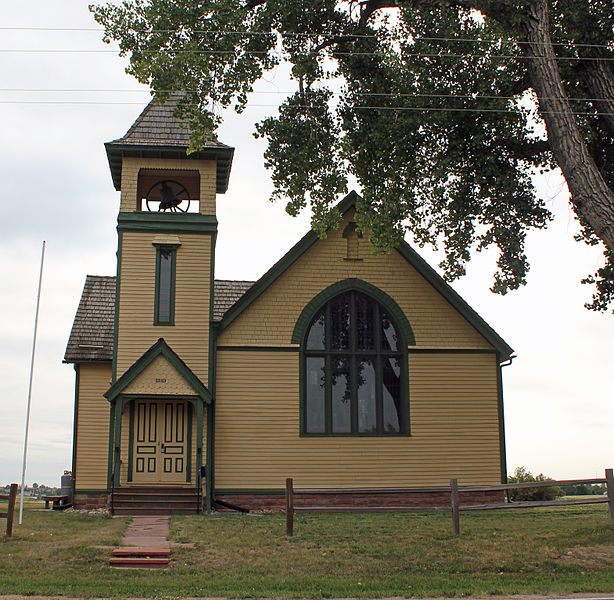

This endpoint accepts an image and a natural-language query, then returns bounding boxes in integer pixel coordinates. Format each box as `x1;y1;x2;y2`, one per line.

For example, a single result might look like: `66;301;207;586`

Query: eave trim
104;338;212;404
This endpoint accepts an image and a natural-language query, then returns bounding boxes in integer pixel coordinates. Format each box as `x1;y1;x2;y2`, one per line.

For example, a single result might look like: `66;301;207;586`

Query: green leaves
92;0;614;307
255;90;347;235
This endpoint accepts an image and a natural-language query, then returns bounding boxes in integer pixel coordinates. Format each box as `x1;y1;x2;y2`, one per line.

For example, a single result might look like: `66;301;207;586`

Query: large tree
93;0;614;309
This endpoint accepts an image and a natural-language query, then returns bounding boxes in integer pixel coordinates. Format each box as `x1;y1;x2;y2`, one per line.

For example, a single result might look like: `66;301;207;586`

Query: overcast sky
1;0;612;488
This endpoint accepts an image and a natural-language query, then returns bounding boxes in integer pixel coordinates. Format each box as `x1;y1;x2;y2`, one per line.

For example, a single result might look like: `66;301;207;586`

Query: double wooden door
132;400;189;484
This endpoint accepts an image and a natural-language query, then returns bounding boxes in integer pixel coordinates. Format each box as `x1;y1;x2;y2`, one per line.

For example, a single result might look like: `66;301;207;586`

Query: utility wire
0;99;610;117
2;48;613;62
0;88;612;103
2;27;614;51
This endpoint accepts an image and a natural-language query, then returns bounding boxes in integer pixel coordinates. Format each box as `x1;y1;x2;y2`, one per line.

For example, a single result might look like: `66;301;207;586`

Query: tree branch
521;0;614;250
244;0;267;9
490;139;550;158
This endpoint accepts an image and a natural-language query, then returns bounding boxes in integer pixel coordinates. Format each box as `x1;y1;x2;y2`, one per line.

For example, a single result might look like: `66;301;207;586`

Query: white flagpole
19;240;46;525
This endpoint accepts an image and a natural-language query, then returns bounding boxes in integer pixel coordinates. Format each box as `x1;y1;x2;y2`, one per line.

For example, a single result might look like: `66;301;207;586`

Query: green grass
0;503;613;598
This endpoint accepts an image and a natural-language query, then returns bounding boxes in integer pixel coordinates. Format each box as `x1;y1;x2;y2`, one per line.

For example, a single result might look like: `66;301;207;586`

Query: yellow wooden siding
215;351;501;488
116;232;211;383
123;355;197;395
119;157;217;214
218;210;491;349
74;364;112;489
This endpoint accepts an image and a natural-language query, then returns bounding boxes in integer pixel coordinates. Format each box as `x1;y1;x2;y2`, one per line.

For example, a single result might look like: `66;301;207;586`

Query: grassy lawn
0;502;613;598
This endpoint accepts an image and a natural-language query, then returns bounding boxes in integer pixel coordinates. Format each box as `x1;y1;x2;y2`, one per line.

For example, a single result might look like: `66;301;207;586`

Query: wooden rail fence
285;468;614;536
0;484;18;537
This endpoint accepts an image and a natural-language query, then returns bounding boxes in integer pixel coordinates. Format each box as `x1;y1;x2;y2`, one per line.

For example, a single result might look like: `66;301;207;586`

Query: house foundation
73;492;110;510
214;490;505;512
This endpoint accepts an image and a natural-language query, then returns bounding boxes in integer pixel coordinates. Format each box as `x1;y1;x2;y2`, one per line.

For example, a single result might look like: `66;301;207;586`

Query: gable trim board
105;338;212;404
219;192;513;362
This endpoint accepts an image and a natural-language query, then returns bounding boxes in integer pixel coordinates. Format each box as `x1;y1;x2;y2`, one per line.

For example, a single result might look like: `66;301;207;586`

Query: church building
64;97;514;514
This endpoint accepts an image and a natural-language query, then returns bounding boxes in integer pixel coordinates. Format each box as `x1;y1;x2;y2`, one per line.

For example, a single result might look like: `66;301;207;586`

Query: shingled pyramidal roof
104;93;234;193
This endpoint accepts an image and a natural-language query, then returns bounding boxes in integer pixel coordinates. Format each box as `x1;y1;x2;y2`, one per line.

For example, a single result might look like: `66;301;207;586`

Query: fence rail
284;468;614;537
0;483;18;537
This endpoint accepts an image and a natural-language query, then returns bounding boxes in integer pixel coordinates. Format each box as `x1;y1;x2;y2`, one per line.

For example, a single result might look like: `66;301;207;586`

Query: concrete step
113;507;198;515
112;486;201;515
112;548;170;557
113;498;198;508
109;556;170;568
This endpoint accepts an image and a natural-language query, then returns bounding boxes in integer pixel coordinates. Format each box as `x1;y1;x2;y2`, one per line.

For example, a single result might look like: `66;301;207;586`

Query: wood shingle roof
104;94;234;193
64;275;115;363
64;276;253;363
106;93;231;149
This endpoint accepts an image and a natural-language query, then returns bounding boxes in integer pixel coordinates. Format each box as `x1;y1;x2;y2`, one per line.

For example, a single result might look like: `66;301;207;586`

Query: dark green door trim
111;394;206;489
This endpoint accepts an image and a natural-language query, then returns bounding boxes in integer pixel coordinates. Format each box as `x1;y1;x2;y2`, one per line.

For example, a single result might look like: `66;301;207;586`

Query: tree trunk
521;0;614;250
581;57;614;140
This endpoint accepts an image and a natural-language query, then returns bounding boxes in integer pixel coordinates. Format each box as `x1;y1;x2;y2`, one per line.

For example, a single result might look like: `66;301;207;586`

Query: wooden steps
112;486;200;515
110;547;170;569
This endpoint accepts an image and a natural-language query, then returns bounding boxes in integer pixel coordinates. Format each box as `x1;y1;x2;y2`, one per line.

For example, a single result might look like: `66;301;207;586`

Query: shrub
507;466;565;501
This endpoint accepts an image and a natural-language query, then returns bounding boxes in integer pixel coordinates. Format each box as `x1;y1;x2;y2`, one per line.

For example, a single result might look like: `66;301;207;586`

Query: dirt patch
556;544;614;568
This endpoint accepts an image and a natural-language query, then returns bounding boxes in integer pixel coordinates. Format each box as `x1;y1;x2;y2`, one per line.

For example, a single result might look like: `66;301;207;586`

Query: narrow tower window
154;245;177;325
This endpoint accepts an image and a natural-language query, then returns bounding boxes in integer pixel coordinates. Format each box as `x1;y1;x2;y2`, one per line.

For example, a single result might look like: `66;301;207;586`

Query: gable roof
104;338;211;403
64;277;254;363
212;280;255;321
105;94;234;193
217;191;514;361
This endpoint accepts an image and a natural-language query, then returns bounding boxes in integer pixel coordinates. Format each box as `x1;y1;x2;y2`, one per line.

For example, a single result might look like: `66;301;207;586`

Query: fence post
6;484;17;537
450;478;460;535
286;477;294;537
606;468;614;526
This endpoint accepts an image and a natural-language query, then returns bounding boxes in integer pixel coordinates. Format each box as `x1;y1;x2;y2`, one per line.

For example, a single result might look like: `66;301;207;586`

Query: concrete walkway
121;516;170;550
109;516;170;568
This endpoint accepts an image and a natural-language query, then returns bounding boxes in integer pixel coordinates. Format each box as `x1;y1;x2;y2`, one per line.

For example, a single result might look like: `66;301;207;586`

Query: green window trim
153;244;177;326
299;286;410;437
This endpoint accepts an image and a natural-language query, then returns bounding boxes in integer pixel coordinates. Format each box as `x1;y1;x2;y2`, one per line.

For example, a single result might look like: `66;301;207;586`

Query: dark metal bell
159;182;182;211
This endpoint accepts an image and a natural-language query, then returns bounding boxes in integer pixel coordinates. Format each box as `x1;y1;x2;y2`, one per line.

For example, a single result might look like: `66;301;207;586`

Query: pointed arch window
302;290;408;436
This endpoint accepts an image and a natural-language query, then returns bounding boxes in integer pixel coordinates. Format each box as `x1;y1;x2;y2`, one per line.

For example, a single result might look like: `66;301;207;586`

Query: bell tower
103;96;233;495
105;96;234;387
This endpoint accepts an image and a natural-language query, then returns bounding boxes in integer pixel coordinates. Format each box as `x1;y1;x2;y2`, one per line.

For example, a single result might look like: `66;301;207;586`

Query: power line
2;48;614;62
1;88;611;103
2;27;613;51
0;99;610;117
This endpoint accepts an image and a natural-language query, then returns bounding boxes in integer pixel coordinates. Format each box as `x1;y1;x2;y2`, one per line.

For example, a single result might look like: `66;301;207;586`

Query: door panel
132;400;188;484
